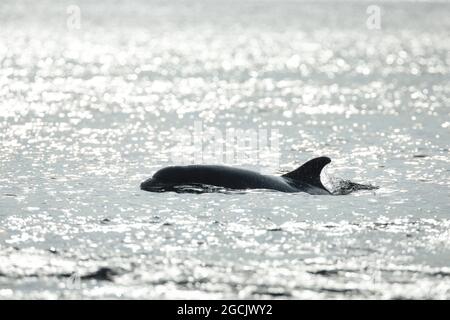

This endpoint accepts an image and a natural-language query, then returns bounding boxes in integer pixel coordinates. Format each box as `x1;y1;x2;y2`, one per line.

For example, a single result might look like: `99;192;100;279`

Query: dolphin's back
141;157;332;194
153;165;296;192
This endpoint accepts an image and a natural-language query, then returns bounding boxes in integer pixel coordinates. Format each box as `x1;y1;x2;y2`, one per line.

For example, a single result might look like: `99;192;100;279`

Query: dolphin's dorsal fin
282;156;331;191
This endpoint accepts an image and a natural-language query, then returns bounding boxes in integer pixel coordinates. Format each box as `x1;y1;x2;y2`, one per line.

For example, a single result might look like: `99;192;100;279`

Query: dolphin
140;156;332;195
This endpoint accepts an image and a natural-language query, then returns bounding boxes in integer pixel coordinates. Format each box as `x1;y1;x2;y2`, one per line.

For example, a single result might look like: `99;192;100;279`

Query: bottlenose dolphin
140;156;332;195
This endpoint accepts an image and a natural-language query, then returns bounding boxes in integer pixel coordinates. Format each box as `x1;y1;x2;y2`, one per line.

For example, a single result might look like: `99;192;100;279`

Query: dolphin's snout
140;178;154;191
140;178;168;192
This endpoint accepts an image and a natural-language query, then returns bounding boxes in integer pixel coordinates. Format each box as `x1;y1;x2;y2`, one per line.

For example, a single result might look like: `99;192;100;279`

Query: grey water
0;0;449;299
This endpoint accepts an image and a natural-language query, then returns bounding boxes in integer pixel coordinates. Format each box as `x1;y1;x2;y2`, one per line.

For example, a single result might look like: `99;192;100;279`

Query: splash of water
328;178;379;195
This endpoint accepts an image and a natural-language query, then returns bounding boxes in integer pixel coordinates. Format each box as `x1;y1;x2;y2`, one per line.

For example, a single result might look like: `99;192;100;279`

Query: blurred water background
0;0;449;299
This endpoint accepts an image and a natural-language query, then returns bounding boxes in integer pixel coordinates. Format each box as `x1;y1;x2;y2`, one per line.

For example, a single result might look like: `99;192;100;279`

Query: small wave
160;181;379;195
172;184;246;195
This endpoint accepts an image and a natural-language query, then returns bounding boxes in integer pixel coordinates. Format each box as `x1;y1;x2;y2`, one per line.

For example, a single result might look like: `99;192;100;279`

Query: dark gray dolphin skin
140;156;332;195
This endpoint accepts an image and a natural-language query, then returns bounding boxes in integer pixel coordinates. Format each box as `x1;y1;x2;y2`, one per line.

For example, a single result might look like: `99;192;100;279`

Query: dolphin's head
141;166;189;190
140;166;197;192
140;177;169;192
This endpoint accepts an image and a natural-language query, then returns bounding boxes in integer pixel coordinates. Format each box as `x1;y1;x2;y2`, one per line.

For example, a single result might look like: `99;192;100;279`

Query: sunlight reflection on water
0;0;449;299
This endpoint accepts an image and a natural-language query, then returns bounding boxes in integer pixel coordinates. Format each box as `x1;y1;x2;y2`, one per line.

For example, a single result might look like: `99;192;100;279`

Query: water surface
0;0;449;299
